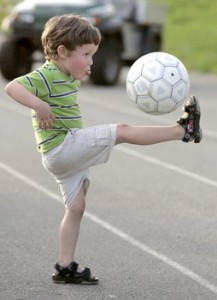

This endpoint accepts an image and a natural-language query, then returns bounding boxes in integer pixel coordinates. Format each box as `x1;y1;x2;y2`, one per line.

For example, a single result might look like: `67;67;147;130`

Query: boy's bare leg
58;185;86;267
116;96;202;145
116;124;185;145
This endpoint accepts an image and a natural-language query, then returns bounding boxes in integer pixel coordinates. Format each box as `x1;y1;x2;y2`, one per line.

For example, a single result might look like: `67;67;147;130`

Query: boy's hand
5;81;55;130
35;101;55;130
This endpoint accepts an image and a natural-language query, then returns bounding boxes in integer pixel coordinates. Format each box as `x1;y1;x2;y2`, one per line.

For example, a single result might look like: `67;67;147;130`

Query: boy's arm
5;80;55;129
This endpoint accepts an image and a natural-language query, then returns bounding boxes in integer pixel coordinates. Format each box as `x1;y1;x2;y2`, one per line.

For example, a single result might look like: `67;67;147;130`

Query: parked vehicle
0;0;167;85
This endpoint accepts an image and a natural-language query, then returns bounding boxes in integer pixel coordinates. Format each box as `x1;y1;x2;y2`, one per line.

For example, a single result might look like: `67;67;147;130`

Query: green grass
1;0;217;74
0;0;19;24
157;0;217;73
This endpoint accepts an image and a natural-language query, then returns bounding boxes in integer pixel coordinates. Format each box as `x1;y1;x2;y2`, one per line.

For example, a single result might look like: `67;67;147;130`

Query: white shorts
42;124;117;207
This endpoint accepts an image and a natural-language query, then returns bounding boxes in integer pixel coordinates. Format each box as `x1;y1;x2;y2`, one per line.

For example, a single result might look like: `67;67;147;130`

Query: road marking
1;160;217;295
117;145;217;188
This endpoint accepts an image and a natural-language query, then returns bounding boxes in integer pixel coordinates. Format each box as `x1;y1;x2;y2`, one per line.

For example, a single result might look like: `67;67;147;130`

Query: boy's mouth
86;69;91;76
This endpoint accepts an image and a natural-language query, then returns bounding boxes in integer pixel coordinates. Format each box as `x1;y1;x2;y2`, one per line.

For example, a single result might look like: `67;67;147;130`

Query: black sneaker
177;95;202;143
52;261;99;284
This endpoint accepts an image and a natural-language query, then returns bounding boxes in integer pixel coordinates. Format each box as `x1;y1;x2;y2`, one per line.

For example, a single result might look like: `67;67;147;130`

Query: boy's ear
57;45;68;59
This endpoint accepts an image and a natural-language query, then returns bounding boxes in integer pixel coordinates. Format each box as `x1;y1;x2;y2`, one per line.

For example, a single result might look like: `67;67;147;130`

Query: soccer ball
126;52;190;115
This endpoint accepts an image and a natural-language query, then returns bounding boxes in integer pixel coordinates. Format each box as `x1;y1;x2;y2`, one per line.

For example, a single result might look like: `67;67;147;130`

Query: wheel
0;39;33;80
141;26;162;55
90;38;122;86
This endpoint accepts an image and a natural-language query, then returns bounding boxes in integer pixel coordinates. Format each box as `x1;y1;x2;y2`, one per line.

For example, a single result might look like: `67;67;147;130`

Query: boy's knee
116;123;130;144
67;194;86;218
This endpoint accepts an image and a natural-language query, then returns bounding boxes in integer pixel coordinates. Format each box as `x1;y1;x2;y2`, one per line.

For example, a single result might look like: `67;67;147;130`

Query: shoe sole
52;276;99;285
53;279;98;285
191;96;202;143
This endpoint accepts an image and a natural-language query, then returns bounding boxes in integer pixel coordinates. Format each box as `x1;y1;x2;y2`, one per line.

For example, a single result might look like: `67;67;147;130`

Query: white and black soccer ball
126;52;190;115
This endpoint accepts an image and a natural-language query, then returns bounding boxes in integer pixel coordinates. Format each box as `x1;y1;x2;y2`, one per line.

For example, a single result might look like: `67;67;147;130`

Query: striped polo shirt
17;62;83;153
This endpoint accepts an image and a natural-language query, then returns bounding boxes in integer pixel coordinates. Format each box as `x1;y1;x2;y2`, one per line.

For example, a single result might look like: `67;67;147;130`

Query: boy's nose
89;57;93;65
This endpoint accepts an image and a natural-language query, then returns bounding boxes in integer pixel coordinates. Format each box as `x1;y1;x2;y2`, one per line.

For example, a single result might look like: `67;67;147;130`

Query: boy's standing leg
58;185;86;267
52;184;99;284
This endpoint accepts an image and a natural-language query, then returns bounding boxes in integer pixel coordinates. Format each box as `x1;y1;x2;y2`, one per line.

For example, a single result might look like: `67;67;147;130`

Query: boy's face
57;43;99;80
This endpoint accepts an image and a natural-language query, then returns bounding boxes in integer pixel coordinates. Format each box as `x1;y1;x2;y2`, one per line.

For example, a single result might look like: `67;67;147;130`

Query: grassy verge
0;0;19;24
157;0;217;73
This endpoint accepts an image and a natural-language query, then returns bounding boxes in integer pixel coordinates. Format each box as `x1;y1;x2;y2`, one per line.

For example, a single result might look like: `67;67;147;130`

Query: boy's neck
49;60;70;76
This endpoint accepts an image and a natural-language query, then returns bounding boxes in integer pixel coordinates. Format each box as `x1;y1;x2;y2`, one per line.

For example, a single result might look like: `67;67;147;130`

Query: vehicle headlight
13;12;35;24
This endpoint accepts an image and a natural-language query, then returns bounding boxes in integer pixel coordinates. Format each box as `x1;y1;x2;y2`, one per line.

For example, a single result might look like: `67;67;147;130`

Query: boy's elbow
5;80;17;96
5;84;10;95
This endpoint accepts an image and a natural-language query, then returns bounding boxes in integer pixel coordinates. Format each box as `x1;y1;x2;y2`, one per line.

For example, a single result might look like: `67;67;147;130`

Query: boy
5;14;202;284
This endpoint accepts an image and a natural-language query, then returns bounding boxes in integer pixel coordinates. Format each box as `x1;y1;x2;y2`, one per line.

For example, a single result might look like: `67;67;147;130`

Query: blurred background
1;0;217;75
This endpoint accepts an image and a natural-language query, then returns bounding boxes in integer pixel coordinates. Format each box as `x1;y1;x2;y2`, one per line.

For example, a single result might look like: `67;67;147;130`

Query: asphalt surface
1;70;217;300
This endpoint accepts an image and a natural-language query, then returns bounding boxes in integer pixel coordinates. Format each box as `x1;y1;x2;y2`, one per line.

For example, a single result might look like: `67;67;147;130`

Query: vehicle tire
0;39;33;80
141;26;162;55
90;38;122;86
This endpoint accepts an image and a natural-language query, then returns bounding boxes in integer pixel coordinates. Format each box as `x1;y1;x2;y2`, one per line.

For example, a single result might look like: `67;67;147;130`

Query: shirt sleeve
16;70;50;99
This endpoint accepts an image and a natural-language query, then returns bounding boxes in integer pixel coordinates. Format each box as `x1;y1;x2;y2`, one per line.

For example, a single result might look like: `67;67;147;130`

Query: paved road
1;70;217;300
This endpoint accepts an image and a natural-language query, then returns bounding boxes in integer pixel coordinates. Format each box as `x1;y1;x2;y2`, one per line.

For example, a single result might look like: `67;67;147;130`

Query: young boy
5;14;202;285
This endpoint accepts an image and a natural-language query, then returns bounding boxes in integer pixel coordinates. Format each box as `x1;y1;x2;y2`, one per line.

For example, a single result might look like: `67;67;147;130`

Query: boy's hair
41;14;101;60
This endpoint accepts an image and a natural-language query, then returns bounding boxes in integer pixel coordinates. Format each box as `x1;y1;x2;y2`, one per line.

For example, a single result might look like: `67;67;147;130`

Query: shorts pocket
85;126;111;147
